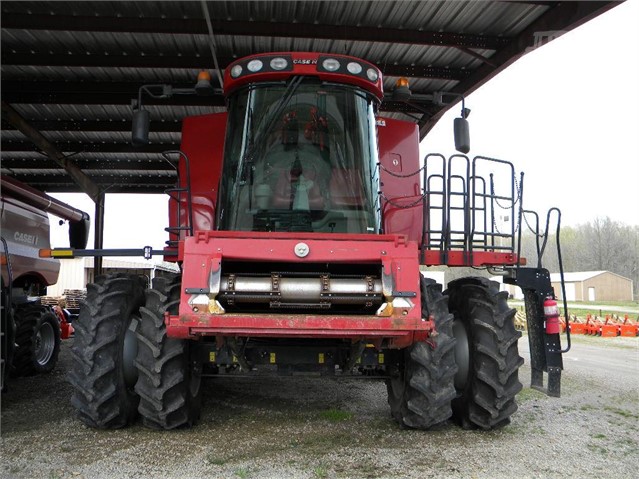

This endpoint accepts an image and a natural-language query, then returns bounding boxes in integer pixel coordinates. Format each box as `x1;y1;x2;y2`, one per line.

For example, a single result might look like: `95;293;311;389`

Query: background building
47;258;180;297
550;271;634;302
494;270;634;302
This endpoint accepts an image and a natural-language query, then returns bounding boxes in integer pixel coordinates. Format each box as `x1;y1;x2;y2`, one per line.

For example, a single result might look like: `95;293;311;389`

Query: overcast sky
49;0;638;252
421;0;638;227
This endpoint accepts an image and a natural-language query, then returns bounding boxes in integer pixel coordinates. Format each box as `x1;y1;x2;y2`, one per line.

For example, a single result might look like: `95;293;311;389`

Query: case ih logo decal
293;59;317;65
14;231;38;245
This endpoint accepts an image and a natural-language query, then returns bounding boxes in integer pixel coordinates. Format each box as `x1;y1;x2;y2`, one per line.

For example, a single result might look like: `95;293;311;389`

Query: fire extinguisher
543;296;561;334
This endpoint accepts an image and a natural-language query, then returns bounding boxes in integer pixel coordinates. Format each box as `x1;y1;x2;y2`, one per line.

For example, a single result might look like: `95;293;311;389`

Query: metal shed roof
1;1;620;196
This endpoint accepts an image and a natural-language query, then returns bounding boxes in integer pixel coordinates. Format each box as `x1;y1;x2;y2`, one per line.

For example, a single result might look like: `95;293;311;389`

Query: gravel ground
1;334;638;479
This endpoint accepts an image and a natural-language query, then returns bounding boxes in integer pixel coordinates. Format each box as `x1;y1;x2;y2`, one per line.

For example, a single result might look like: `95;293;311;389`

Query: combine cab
57;52;568;430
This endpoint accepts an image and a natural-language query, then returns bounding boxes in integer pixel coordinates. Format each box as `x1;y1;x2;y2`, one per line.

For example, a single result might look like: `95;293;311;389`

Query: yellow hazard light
395;77;410;88
0;253;6;265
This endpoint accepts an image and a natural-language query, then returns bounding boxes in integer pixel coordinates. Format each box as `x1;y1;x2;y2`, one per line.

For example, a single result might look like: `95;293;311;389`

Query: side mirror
68;212;91;249
132;109;150;146
454;117;470;154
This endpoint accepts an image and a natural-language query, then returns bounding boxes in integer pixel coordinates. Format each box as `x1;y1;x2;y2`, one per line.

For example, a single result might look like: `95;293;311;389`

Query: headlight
270;57;288;70
347;62;363;74
247;59;264;72
322;58;341;72
366;68;379;82
230;64;243;78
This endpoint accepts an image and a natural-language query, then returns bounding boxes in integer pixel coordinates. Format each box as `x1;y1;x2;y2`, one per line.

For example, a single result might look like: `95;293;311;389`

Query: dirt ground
1;334;638;479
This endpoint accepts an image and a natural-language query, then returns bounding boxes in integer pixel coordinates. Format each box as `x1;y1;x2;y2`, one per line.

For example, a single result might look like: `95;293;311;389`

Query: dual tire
134;276;202;429
2;285;61;390
447;277;523;430
68;273;201;429
386;277;457;429
11;303;61;378
387;276;523;430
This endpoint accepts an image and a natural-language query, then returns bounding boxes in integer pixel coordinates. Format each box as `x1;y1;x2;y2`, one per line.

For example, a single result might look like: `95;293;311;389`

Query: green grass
235;467;250;478
318;408;353;422
604;406;639;419
313;465;329;478
517;387;546;403
206;454;227;466
586;443;609;455
569;300;639;308
593;433;607;439
513;300;639;318
564;308;637;319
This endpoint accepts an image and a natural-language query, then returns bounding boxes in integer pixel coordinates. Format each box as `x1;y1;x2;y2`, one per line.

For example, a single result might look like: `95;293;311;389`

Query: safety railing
422;154;522;262
162;150;194;249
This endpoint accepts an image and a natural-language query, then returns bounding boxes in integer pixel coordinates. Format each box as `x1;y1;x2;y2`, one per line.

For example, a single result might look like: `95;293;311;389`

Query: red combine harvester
47;52;568;430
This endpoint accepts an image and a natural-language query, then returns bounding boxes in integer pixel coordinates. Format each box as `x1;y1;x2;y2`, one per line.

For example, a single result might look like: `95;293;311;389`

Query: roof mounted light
322;58;341;72
347;62;363;74
392;77;411;101
247;59;264;72
367;68;379;82
195;70;214;96
396;77;409;88
230;64;243;78
270;57;288;70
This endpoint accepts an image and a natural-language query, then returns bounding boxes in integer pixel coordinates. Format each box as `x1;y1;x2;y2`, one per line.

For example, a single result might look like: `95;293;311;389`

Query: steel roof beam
1;120;182;133
0;81;428;113
418;1;619;138
1;173;174;193
1;90;225;107
1;54;470;81
2;142;179;154
0;80;195;94
1;101;102;201
2;13;510;50
1;53;236;69
1;79;224;107
0;158;176;170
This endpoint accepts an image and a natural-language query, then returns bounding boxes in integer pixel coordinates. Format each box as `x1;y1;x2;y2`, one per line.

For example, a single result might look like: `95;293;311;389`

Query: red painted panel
224;52;383;100
169;113;227;243
172;232;424;344
422;250;519;267
377;117;423;242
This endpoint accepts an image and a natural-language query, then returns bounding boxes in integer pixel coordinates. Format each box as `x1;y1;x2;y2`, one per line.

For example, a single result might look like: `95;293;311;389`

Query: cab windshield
217;80;380;234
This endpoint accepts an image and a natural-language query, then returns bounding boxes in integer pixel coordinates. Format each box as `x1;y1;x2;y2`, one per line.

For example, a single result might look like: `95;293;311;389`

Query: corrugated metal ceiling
0;1;620;194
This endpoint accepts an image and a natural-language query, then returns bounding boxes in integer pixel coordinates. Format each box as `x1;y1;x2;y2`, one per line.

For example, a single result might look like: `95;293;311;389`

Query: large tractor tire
11;303;61;377
386;277;457;429
446;277;523;430
135;276;202;429
68;273;146;428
